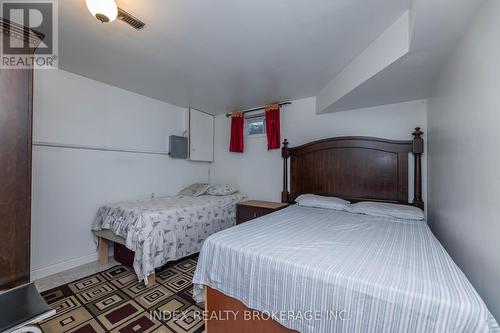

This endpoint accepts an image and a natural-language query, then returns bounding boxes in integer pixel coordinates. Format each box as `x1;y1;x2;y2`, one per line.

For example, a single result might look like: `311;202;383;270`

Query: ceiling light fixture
86;0;118;23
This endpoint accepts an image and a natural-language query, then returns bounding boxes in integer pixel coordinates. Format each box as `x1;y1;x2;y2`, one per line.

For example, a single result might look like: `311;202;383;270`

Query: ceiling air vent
117;8;145;30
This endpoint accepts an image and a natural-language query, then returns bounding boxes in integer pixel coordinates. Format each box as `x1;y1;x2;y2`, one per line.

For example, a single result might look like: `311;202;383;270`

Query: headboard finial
282;139;289;158
281;139;290;203
413;127;423;139
412;127;424;210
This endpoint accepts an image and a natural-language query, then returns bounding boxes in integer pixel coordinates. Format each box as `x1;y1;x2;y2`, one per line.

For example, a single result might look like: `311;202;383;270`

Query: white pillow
178;183;211;197
348;202;425;221
295;194;350;211
207;184;238;196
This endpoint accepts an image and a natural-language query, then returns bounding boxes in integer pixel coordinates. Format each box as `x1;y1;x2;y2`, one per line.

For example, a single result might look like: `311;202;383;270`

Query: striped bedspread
193;205;499;332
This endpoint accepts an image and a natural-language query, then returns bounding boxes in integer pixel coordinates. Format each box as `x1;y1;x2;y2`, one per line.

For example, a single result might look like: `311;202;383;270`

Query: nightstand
236;200;289;225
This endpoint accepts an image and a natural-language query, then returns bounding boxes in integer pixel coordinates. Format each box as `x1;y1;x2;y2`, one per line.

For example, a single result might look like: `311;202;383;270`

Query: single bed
193;128;499;332
92;192;246;286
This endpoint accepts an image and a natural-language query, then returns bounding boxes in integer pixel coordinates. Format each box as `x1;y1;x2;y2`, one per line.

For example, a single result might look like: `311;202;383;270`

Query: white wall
31;69;209;279
317;12;410;113
210;97;427;203
427;0;500;320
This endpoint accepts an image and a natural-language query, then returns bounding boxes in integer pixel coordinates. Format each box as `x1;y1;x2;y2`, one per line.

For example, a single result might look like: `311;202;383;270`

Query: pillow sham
206;184;238;196
295;194;350;211
348;201;425;221
178;183;211;197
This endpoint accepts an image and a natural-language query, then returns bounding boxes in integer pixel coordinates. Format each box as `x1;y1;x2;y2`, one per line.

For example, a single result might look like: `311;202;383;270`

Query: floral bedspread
92;194;246;282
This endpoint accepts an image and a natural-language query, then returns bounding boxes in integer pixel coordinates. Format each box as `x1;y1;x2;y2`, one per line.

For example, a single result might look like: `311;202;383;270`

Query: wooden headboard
281;128;424;209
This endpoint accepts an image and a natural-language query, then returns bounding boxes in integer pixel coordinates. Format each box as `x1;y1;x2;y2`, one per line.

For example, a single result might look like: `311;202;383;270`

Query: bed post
412;128;424;209
98;237;109;265
282;139;290;203
146;273;156;287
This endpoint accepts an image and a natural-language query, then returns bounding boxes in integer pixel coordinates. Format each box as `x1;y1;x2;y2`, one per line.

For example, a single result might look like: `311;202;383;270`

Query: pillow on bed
295;194;350;211
178;183;211;197
206;184;238;196
348;201;425;221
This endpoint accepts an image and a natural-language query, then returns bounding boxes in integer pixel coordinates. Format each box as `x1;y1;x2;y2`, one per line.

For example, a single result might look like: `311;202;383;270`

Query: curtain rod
225;102;292;118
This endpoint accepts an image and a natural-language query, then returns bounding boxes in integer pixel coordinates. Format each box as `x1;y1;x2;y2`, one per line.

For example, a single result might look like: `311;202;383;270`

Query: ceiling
57;0;483;115
58;0;410;114
319;0;485;113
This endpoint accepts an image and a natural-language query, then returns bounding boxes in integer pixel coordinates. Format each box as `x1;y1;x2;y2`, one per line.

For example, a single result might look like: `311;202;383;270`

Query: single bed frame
95;194;244;288
95;230;157;287
204;127;425;332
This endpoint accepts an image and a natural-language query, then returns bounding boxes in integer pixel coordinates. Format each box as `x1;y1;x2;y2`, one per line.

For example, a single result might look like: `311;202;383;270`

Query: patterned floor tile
152;294;194;325
85;290;131;317
68;274;107;294
40;255;204;333
162;273;194;293
97;300;144;330
64;319;106;333
109;271;140;289
164;305;205;333
135;285;175;310
178;285;196;304
101;266;131;281
42;295;81;319
122;280;150;298
156;267;183;285
42;284;74;304
110;313;163;333
40;307;93;333
172;259;197;274
75;281;117;304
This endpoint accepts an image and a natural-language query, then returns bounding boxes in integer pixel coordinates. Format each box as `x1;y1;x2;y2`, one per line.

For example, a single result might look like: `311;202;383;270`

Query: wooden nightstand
236;200;289;225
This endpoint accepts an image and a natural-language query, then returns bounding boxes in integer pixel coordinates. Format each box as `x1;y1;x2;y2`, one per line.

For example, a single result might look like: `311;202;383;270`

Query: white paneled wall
189;109;214;162
31;69;210;279
210;97;427;203
428;0;500;320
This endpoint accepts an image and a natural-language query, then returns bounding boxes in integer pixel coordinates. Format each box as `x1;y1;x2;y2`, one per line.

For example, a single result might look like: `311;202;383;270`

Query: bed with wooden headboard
196;127;496;332
197;128;435;333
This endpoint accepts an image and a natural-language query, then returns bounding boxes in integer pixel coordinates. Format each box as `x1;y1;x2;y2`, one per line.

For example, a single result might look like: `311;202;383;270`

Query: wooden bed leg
146;273;156;287
98;237;109;265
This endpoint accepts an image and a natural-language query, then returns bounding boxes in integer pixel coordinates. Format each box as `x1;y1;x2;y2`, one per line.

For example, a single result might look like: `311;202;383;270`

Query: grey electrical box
169;135;188;159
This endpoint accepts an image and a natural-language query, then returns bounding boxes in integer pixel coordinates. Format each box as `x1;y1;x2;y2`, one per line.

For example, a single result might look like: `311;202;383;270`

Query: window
247;116;266;136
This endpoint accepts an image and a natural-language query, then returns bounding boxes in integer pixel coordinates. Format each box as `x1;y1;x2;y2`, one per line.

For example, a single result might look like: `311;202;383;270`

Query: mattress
193;205;499;333
92;194;246;282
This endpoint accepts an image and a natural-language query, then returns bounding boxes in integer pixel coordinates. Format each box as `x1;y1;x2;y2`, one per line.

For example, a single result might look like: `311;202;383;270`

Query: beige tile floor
34;257;119;292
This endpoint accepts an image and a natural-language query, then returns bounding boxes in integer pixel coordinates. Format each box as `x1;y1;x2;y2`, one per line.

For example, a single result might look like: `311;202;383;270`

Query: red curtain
229;112;244;153
265;104;281;150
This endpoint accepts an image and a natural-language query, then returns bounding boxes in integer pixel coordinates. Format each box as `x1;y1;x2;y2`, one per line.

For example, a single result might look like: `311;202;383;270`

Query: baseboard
30;251;99;281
